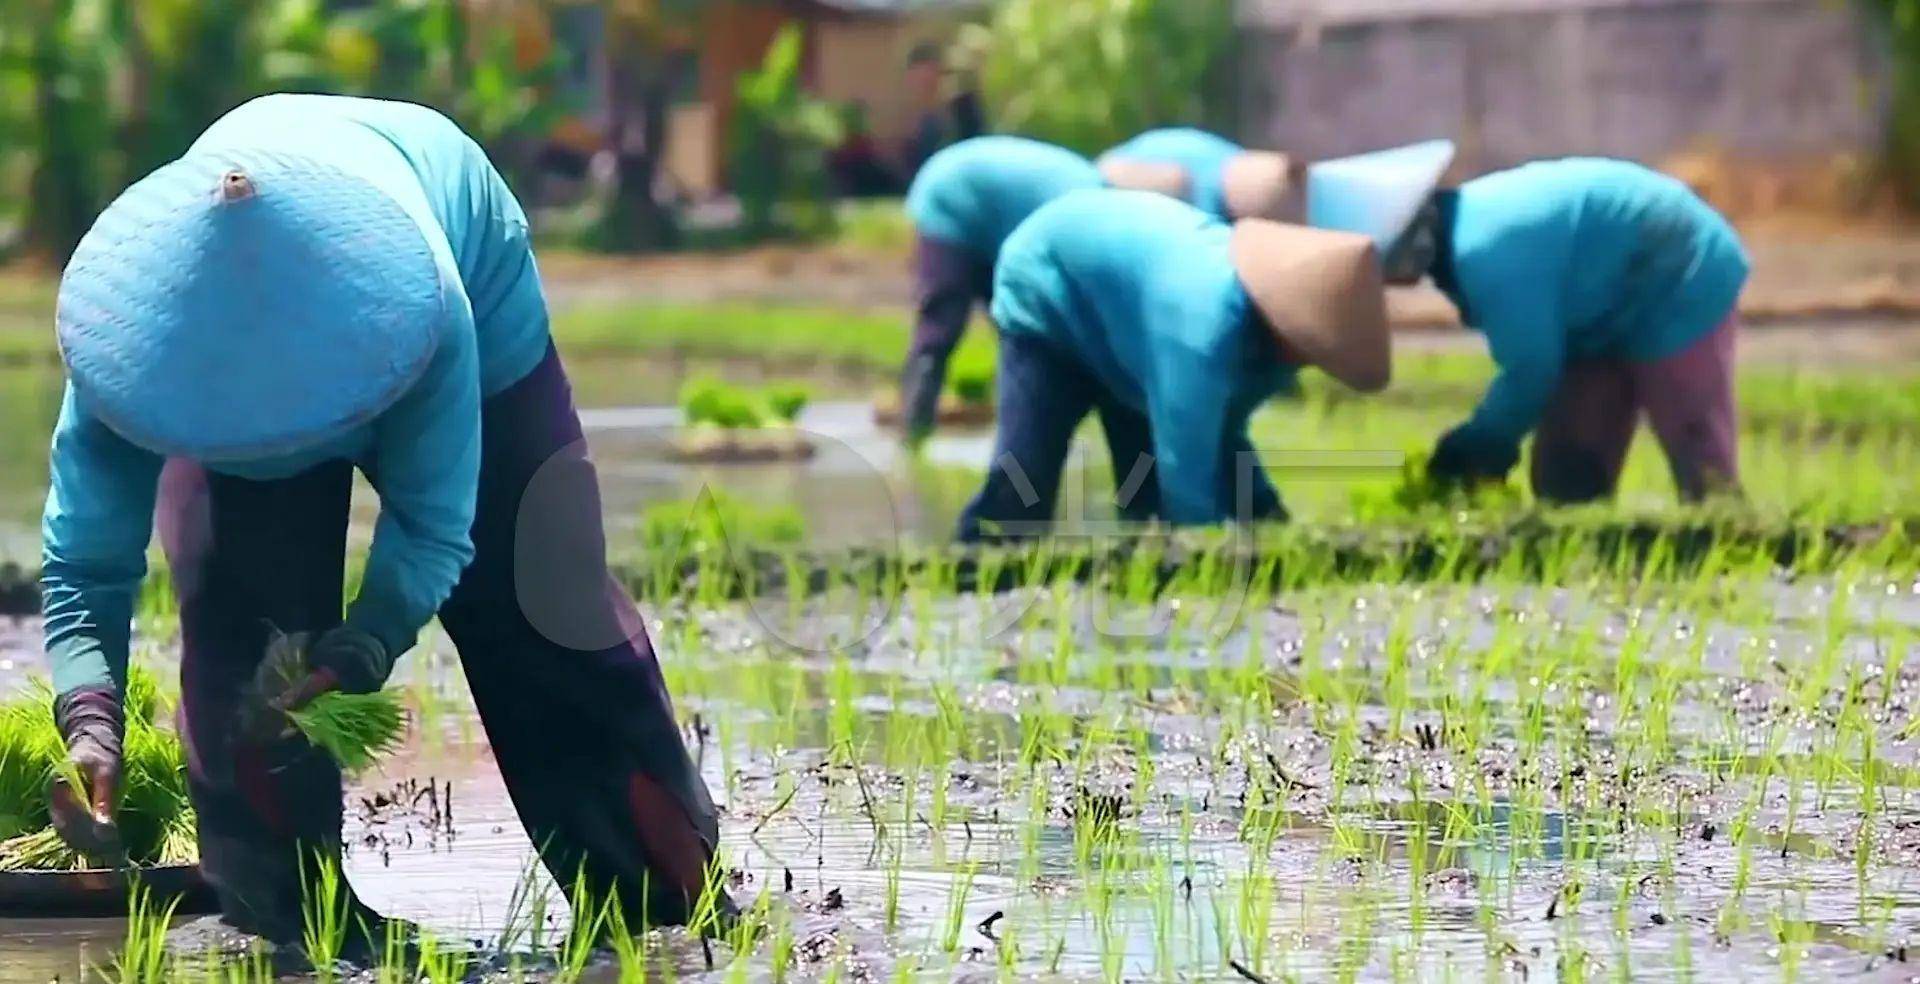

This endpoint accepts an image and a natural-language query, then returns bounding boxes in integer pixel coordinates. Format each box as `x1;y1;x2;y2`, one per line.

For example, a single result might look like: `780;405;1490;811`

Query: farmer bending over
41;94;724;950
957;188;1389;541
1317;144;1751;502
1098;127;1302;224
899;136;1104;442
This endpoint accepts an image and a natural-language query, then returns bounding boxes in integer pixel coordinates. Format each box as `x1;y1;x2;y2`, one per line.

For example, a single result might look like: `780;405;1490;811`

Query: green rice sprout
110;883;182;984
257;631;407;774
286;693;406;775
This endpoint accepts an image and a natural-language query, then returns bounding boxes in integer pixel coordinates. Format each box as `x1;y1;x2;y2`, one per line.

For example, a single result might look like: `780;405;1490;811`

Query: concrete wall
1236;0;1888;174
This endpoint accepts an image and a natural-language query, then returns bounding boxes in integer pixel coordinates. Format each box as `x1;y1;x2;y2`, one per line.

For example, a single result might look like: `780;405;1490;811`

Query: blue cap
1307;139;1457;249
57;149;447;462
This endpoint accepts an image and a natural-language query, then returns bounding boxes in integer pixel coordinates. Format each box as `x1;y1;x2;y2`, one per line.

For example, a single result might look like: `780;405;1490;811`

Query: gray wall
1237;0;1888;173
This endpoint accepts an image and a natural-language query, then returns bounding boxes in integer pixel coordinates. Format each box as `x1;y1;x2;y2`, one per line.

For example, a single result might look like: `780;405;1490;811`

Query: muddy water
7;579;1920;980
0;359;1004;559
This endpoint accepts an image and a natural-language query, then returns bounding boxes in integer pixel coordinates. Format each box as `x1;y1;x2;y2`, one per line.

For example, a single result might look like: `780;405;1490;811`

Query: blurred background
1;0;1918;553
0;0;1909;261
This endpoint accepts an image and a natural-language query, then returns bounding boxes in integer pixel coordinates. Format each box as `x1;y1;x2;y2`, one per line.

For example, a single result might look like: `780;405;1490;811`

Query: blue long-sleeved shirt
1438;158;1750;449
905;136;1103;261
1101;128;1243;222
42;93;551;698
991;189;1293;524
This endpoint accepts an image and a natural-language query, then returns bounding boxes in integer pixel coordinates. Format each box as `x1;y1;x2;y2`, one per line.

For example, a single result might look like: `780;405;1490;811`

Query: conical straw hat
1229;220;1390;392
1221;151;1305;223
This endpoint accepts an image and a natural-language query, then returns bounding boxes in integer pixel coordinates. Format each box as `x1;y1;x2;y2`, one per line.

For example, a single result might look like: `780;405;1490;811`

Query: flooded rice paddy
9;561;1920;980
5;329;1920;979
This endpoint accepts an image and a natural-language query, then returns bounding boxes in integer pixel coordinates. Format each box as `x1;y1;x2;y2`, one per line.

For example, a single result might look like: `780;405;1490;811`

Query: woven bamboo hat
56;150;448;461
1229;221;1390;392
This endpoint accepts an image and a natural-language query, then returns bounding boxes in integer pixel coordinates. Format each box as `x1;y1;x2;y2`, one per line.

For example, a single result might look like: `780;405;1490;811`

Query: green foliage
1874;1;1920;205
288;693;407;776
0;0;564;260
1349;451;1524;520
680;377;813;429
257;632;407;775
681;377;768;430
833;198;915;253
730;25;847;237
0;666;195;869
949;345;997;406
966;0;1235;155
764;382;813;423
638;490;807;556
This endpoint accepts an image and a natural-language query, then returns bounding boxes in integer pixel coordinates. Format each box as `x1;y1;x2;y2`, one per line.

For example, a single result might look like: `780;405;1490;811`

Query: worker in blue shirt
899;136;1103;441
1098;127;1303;224
958;188;1389;539
41;95;724;951
1312;144;1749;502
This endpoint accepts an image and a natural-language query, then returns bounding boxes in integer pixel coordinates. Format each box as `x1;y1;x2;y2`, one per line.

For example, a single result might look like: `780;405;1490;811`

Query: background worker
898;135;1103;442
1097;126;1302;224
42;94;723;953
957;188;1389;540
1315;145;1751;502
902;41;986;178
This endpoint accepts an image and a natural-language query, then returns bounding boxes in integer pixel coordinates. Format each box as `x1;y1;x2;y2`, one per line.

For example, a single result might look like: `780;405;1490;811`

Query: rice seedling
108;883;181;984
256;632;407;774
299;852;352;980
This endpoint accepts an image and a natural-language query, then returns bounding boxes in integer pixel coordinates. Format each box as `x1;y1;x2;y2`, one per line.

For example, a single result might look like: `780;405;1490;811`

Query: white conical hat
1306;139;1456;249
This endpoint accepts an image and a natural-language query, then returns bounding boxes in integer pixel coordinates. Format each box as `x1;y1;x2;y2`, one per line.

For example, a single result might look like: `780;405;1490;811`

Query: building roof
1240;0;1799;28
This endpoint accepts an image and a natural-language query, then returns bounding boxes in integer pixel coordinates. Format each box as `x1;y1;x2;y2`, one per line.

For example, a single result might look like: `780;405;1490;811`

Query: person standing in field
1314;144;1751;502
902;41;985;178
898;135;1104;442
41;94;725;953
957;188;1390;540
1098;127;1303;224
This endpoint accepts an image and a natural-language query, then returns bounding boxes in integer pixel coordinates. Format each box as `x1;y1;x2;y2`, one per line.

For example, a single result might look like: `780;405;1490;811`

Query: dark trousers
956;333;1283;541
158;346;719;942
900;235;995;437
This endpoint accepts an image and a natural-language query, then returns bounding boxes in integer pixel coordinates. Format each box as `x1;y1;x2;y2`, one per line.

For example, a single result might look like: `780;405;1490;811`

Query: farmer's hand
296;626;391;701
899;354;945;449
49;689;124;858
1428;425;1519;487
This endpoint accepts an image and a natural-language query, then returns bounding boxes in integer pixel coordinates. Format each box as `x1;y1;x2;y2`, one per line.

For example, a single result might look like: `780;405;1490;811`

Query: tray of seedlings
0;639;405;917
0;669;211;916
671;379;817;463
872;355;997;429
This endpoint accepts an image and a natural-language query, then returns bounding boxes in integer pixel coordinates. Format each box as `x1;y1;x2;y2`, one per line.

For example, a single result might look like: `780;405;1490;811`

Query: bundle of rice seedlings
0;827;85;871
256;631;408;775
116;721;192;864
288;693;406;775
124;664;167;728
0;699;60;840
0;665;196;870
155;810;198;866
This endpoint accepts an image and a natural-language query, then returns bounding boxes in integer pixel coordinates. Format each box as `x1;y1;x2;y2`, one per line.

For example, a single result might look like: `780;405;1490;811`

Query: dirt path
537;226;1920;330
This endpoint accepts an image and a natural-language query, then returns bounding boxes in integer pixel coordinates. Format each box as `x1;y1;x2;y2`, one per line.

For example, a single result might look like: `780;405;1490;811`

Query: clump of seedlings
255;632;408;776
674;377;817;461
0;667;196;871
873;346;997;428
